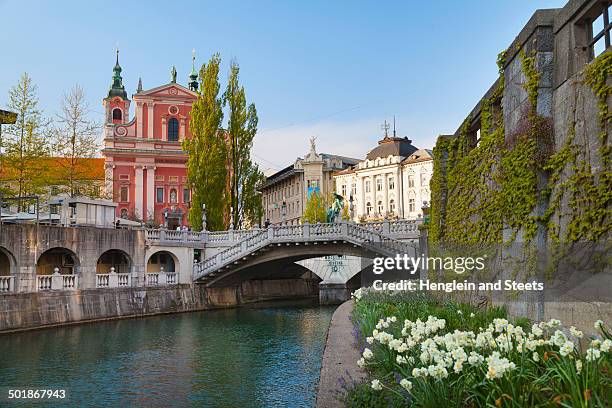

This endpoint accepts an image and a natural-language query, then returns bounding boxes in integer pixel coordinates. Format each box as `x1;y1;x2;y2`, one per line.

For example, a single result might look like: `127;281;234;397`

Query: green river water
0;300;336;407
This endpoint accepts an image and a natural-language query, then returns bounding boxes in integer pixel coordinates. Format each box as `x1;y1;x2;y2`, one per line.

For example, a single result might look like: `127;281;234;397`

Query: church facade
102;51;200;228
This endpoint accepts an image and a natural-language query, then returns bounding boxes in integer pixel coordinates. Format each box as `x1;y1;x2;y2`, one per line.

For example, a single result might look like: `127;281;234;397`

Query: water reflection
0;299;335;408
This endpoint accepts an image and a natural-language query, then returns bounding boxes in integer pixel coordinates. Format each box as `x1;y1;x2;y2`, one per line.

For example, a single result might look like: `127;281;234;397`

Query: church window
112;108;122;121
183;188;190;203
168;118;179;142
156;187;164;203
120;186;128;202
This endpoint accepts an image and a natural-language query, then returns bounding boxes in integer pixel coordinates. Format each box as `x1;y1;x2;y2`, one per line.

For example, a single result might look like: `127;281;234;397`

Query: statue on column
201;203;207;231
309;136;317;154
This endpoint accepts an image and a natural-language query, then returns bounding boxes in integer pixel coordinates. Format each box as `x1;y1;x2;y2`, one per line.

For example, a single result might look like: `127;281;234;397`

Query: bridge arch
97;249;132;274
37;247;80;275
200;242;383;287
147;250;178;273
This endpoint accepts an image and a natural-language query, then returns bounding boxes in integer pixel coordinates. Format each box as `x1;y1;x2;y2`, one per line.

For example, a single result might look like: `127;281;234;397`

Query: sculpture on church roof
171;66;177;83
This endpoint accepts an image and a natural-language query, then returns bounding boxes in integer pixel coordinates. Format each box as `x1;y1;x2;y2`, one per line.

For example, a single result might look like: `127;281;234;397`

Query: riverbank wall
0;278;319;333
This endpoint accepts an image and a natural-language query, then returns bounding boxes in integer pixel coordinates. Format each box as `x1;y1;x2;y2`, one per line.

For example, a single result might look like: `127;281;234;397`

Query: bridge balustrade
145;220;420;247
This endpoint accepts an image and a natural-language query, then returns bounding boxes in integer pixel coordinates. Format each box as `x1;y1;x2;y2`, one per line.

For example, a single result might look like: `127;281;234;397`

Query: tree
183;54;227;231
341;202;350;221
52;84;102;198
223;61;264;229
302;191;327;223
2;73;50;209
240;165;266;227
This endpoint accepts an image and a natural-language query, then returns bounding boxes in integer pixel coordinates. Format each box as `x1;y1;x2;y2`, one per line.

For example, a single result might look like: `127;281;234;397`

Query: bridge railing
145;227;265;245
147;220;420;247
194;221;418;279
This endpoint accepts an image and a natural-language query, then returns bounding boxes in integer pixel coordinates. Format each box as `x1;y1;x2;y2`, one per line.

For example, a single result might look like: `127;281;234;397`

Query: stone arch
97;249;132;274
0;246;16;276
37;247;80;275
146;250;178;273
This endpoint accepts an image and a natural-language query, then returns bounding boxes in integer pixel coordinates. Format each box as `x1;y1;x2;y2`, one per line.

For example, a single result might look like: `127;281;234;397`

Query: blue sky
0;0;564;171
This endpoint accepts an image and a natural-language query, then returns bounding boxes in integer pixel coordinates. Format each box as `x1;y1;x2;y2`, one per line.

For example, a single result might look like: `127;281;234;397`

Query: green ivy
429;49;610;246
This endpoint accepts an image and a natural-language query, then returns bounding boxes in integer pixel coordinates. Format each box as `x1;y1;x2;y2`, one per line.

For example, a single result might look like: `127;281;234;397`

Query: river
0;300;336;407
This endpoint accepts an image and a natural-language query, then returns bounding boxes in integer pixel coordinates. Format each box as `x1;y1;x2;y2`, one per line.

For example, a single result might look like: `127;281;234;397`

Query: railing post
229;229;235;242
201;231;209;244
108;267;118;288
268;226;274;240
382;220;390;235
160;229;166;242
340;221;348;237
51;267;63;290
303;221;310;239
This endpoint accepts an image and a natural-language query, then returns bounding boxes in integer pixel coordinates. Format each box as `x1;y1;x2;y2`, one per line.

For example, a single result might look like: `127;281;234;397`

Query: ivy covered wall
429;31;610;247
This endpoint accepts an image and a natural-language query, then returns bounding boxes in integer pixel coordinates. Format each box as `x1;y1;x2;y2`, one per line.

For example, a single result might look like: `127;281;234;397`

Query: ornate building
102;51;200;228
261;139;359;225
333;130;433;221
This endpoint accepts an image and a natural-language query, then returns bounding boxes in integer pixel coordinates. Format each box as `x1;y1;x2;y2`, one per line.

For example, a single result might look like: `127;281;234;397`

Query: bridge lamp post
281;199;287;226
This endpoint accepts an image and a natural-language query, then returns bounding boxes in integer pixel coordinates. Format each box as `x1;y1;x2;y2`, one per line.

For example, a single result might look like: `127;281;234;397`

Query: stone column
179;118;186;141
383;174;389;216
146;166;155;221
135;165;144;220
147;104;154;138
161;117;167;141
137;102;144;138
360;176;366;216
396;168;403;217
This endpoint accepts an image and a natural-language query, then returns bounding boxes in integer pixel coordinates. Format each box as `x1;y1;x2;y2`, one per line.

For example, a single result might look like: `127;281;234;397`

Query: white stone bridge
145;220;421;301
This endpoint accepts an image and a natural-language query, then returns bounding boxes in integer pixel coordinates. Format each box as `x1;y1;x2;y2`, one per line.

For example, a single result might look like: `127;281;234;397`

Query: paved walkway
316;300;366;408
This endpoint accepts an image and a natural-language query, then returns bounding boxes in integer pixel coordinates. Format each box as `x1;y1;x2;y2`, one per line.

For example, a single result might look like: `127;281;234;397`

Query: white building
333;135;433;221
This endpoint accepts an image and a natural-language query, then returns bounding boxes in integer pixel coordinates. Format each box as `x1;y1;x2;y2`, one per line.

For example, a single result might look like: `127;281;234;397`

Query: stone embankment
316;300;365;408
0;279;318;333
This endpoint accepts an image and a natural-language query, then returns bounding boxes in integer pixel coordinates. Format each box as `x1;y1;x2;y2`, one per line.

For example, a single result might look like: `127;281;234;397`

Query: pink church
102;51;200;229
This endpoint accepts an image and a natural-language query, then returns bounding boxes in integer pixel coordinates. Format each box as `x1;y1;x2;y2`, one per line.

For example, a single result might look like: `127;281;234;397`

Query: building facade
102;51;200;229
261;139;359;225
333;134;433;221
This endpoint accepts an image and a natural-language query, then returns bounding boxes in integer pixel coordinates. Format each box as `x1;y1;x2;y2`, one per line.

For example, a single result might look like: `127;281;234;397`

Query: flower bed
344;288;611;407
